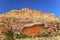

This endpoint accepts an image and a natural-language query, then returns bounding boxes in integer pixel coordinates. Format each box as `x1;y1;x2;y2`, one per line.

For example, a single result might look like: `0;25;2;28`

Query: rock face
21;24;44;37
0;8;60;40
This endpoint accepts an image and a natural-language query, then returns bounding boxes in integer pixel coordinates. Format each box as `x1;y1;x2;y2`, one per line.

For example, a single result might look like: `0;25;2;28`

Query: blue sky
0;0;60;18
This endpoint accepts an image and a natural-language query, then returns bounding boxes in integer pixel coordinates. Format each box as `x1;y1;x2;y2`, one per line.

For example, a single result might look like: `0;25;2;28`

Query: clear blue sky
0;0;60;18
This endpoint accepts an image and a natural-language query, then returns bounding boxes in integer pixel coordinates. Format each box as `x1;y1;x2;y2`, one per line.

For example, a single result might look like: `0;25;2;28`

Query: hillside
0;8;60;40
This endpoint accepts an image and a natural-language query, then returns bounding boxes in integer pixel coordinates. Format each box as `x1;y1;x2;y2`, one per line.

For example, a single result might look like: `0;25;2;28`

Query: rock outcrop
0;8;60;40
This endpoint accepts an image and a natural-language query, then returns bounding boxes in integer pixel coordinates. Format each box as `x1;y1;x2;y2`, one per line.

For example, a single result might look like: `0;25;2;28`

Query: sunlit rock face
0;8;60;38
1;8;59;22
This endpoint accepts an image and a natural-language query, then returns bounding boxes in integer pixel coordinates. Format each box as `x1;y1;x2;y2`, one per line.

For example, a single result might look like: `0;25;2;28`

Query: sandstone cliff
0;8;60;40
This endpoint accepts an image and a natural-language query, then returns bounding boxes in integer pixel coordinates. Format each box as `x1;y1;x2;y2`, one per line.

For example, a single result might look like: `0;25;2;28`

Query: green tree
4;29;15;40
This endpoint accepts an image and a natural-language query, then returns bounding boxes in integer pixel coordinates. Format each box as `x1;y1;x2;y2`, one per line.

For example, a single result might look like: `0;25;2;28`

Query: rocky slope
0;8;60;40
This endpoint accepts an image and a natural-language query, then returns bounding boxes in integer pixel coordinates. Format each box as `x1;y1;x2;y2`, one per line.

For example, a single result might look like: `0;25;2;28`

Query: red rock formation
21;24;44;37
0;8;60;37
